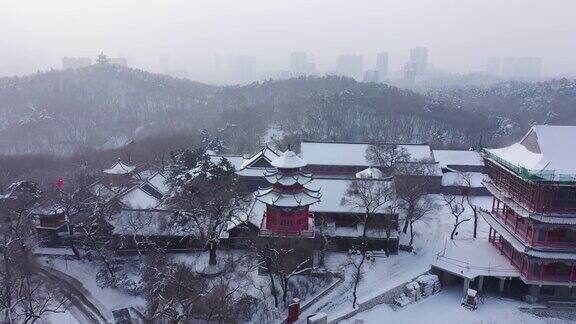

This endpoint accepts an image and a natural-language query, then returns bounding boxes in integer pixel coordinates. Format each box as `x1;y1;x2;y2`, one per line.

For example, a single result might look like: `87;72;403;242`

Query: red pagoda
482;125;576;300
255;150;321;237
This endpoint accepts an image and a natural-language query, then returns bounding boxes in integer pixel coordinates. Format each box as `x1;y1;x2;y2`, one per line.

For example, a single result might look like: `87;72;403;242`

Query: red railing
492;211;533;245
490;229;576;284
492;208;576;249
486;160;576;215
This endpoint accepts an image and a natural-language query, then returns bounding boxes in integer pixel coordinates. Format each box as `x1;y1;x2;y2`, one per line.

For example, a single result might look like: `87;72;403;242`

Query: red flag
56;178;64;190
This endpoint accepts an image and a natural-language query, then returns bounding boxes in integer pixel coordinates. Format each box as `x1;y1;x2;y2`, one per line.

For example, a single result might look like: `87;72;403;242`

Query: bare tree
460;173;480;239
142;251;257;323
341;177;395;308
257;240;313;307
365;144;410;175
443;194;471;240
51;168;122;287
0;181;69;322
394;162;438;247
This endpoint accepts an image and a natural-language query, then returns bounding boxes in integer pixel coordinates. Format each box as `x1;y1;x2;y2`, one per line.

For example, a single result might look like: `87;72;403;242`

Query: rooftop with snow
300;140;433;166
485;125;576;179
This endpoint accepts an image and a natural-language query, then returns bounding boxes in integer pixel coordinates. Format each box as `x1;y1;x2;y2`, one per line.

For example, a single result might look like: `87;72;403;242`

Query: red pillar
521;257;527;277
489;227;493;243
492;197;496;212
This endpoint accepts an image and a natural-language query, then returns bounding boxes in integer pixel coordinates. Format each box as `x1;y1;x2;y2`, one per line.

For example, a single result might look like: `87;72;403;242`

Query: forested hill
426;79;576;144
0;65;216;155
0;65;573;156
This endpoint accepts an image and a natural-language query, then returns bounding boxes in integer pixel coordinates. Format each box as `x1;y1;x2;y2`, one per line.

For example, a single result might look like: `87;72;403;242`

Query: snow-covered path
298;195;493;322
342;286;567;324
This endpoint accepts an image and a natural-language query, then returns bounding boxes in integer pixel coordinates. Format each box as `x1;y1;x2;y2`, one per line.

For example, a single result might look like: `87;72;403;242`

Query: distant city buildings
62;57;91;70
514;57;542;79
214;55;258;83
486;57;501;76
409;47;428;76
500;57;542;79
376;52;389;80
403;62;417;84
501;57;517;78
363;70;379;82
336;54;363;80
290;52;315;76
232;55;257;83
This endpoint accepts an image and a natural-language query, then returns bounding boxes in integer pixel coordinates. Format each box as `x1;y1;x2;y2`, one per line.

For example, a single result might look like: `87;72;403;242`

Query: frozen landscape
3;2;576;323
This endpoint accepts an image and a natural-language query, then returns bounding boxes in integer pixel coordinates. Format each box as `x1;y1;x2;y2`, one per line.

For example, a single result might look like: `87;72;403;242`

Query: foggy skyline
2;0;576;83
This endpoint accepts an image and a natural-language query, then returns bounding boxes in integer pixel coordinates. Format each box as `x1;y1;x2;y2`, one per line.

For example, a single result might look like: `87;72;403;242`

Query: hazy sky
2;0;576;81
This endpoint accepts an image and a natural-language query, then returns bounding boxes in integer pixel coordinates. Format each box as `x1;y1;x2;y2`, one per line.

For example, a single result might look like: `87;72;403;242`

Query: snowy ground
39;249;330;323
298;195;498;322
342;286;569;324
38;195;546;324
39;257;145;323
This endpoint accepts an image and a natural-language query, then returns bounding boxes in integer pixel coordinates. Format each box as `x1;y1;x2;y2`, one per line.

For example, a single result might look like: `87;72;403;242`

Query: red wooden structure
484;156;576;285
255;151;320;237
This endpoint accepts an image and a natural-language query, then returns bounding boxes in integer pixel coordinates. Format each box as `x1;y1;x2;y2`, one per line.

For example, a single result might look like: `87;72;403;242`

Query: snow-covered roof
431;239;520;280
433;150;484;168
146;172;169;195
309;178;395;214
30;202;65;215
264;169;313;186
271;150;307;168
119;186;161;209
255;187;321;207
243;199;266;229
110;209;184;236
103;160;135;175
240;146;279;169
209;155;245;171
442;172;487;188
300;141;432;167
486;125;576;177
236;168;267;177
355;167;383;179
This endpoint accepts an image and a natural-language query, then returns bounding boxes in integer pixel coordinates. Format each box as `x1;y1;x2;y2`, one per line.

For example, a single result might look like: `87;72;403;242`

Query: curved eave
255;189;321;208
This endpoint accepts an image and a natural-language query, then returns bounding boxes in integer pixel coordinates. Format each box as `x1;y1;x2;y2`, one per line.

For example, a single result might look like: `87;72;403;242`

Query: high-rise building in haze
336;54;363;80
409;47;428;76
62;57;91;70
233;55;257;83
363;70;379;82
515;57;542;79
486;57;501;76
501;57;516;78
501;57;542;79
291;52;307;75
376;52;389;80
403;62;417;84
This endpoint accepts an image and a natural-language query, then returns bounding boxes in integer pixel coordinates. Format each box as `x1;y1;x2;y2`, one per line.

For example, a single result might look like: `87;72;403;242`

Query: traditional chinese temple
481;125;576;301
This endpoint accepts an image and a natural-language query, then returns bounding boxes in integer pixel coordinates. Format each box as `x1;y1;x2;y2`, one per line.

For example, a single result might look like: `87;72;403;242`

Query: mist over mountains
0;65;575;156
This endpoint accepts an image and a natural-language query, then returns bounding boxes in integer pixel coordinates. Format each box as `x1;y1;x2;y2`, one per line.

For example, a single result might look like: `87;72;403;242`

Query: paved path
37;266;112;323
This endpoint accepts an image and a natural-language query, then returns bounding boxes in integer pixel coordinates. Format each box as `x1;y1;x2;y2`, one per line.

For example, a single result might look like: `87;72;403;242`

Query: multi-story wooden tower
482;125;576;300
255;150;320;237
